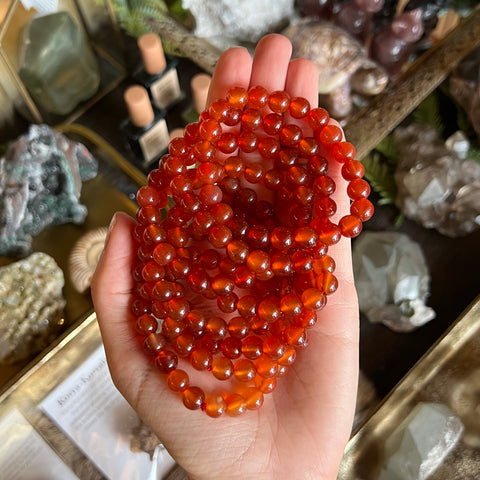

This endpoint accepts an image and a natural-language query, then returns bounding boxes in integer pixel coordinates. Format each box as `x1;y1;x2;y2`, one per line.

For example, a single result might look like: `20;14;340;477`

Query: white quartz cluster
182;0;295;50
378;403;463;480
353;231;435;332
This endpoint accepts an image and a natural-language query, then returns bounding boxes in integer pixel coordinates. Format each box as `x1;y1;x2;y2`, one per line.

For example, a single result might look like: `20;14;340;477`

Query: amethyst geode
0;125;98;256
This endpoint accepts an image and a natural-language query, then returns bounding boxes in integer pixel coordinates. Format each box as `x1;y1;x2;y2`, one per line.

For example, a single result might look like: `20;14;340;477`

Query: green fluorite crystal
18;11;100;115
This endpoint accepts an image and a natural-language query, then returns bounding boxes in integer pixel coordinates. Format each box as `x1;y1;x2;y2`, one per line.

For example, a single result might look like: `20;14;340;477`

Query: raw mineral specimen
352;231;435;332
182;0;295;50
394;125;480;237
0;252;66;364
0;124;98;256
378;403;464;480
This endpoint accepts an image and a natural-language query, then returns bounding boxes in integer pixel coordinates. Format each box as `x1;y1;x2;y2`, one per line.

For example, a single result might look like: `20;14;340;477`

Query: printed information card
40;346;175;480
0;407;78;480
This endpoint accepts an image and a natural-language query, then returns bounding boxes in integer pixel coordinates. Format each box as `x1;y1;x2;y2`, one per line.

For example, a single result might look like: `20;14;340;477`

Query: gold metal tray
339;295;480;479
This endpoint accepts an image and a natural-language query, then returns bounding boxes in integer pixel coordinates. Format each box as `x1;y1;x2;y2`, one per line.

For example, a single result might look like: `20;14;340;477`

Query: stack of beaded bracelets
131;85;373;417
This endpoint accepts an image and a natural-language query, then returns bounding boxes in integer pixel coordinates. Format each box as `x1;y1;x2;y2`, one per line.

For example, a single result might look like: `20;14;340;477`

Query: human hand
92;34;359;480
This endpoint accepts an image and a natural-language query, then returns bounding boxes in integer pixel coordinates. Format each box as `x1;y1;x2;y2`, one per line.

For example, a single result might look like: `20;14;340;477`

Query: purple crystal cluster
0;124;98;256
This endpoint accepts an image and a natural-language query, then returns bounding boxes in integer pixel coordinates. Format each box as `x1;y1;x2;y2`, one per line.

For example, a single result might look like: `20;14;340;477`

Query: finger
91;212;140;369
249;33;293;91
206;46;252;107
284;57;319;108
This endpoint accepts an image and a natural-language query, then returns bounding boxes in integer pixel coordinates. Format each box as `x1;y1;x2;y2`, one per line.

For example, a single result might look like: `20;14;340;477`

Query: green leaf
413;92;444;135
362;152;398;205
374;134;399;165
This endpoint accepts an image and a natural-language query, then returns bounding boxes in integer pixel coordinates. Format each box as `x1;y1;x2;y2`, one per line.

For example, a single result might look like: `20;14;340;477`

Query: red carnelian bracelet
131;85;373;417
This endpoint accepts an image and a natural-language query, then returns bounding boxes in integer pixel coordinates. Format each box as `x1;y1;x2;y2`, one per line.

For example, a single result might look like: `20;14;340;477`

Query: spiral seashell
69;227;108;293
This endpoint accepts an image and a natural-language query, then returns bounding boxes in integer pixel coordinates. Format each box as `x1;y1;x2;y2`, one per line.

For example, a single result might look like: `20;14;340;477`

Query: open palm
92;34;359;480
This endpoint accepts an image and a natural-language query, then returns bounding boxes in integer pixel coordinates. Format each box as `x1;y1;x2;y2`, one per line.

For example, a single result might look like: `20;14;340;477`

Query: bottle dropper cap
124;85;154;127
191;73;211;113
138;33;167;75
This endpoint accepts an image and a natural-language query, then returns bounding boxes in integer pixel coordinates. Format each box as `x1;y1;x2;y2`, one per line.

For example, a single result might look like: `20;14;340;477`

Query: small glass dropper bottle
122;85;170;168
134;33;184;110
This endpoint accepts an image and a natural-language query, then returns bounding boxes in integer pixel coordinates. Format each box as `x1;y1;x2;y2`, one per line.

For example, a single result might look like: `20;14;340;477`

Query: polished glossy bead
224;107;241;126
339;214;363;238
152;280;175;301
247;250;270;274
264;169;283;190
155;350;178;373
183;122;200;145
238;132;257;152
284;324;309;348
137;185;167;208
314;197;337;217
342;159;365;180
173;333;195;357
167;369;189;392
347;178;371;199
258;136;281;159
270;226;294;251
242;335;263;359
227;86;248;109
137;205;161;225
308;107;330;129
286;166;309;187
301;288;327;311
199;249;220;269
280;124;302;147
209;225;233;248
289;97;310;118
248;85;268;108
244;162;265;183
258;297;282;322
142;262;165;282
263;112;283;135
271;253;294;277
292;251;314;273
237;295;258;318
268;90;290;113
232;265;255;288
255;354;279;378
190;347;212;370
313;175;336;196
307;155;329;177
221;177;240;196
294;186;314;206
317;271;338;295
317;124;343;146
197;163;222;187
199;118;222;142
242;107;262;130
205;394;226;418
205;316;228;340
169;137;189;157
187;269;210;294
164;155;186;177
211;274;234;296
276;148;297;169
263;336;287;360
224;393;247;416
312;218;342;245
217;132;238;153
166;297;190;320
183;386;205;410
228;317;250;339
208;98;230;122
169;258;191;279
313;255;336;274
234;358;257;382
132;298;149;317
162;317;186;338
136;314;157;335
221;336;242;359
193;140;216;163
166;227;189;248
186;309;206;336
211;356;234;380
242;387;264;410
224;156;245;178
350;198;374;221
217;292;238;313
192;211;214;235
278;344;297;366
227;239;249;264
298;137;319;157
255;375;277;394
294;226;318;249
199;185;222;206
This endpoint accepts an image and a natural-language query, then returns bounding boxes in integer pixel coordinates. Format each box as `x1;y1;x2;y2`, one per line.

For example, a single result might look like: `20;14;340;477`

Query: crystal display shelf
339;294;480;479
0;6;479;478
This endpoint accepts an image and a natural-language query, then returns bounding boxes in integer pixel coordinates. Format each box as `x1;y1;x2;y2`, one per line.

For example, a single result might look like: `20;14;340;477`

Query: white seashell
69;227;108;293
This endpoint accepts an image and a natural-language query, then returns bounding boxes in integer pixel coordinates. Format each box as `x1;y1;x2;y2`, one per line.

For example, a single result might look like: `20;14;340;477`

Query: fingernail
105;212;118;246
